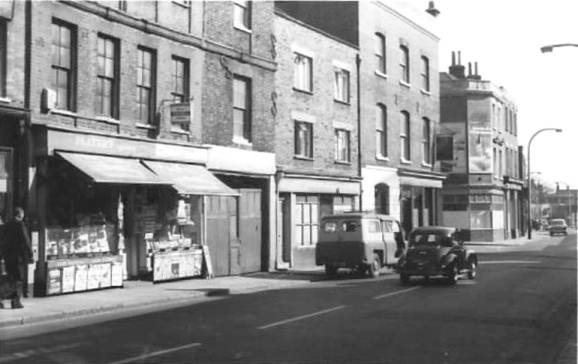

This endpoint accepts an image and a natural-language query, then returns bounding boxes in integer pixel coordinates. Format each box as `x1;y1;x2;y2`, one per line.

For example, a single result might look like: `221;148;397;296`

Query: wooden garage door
239;189;262;273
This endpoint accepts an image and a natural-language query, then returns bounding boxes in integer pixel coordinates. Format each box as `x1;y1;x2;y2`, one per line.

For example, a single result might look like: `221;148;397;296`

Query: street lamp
541;43;578;53
527;128;562;239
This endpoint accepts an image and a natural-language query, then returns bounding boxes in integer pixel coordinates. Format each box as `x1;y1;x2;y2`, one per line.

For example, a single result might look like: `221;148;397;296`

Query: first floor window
400;111;410;160
420;56;430;91
375;33;386;74
233;75;251;142
335;129;350;162
137;47;156;124
97;35;119;118
376;104;387;157
234;0;251;30
295;121;313;158
295;195;319;246
400;45;410;83
422;118;431;164
334;68;350;103
52;20;76;111
294;53;312;92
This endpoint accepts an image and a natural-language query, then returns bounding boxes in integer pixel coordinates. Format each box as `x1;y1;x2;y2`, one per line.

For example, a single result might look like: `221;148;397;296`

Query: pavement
0;230;575;364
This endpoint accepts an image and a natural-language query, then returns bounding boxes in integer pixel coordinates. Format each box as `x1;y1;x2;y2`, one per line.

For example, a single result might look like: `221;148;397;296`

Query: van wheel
325;265;337;277
468;259;477;280
368;254;381;278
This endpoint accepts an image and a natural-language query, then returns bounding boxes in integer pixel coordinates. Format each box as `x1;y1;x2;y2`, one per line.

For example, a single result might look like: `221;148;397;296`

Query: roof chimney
448;51;466;79
426;1;440;17
469;62;482;80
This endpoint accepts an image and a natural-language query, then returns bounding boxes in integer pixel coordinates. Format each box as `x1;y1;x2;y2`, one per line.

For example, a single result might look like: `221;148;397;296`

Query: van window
381;220;393;233
392;222;401;233
342;220;359;232
368;220;380;233
323;221;338;232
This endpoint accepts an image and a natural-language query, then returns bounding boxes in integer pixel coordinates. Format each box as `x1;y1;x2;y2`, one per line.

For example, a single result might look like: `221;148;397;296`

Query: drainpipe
356;53;362;210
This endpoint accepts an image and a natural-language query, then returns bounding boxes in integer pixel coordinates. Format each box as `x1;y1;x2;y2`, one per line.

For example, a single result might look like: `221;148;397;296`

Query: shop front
31;126;235;296
277;175;361;270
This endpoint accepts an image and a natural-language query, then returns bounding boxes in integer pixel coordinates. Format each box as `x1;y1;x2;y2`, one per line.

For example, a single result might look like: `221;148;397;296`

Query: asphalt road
0;233;575;364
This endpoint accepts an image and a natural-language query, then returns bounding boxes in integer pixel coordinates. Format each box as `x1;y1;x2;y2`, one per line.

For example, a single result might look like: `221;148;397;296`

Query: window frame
376;104;387;158
375;33;386;74
233;0;252;31
293;52;313;93
334;128;351;163
400;111;411;161
334;68;350;103
400;45;410;84
420;56;430;92
294;120;313;159
422;117;431;165
171;56;190;103
233;75;252;143
136;46;157;125
96;34;120;119
51;19;77;111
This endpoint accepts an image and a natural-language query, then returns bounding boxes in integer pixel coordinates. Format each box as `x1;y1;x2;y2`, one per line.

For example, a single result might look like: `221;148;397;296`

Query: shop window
52;20;77;111
137;46;156;125
333;195;353;214
375;183;390;215
233;75;252;143
295;195;319;247
96;34;120;119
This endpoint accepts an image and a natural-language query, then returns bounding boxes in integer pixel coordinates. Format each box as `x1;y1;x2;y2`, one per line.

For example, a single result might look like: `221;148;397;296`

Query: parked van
315;212;406;278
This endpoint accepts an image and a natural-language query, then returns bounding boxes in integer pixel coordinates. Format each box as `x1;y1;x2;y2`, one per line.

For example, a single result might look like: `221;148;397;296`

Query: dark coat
1;219;33;281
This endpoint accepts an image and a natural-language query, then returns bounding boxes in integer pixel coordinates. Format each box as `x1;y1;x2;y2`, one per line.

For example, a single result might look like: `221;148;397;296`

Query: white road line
373;286;420;300
482;260;541;264
258;305;346;330
106;342;202;364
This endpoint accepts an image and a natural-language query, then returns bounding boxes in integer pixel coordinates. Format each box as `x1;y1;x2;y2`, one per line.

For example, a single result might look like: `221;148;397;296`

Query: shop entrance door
206;195;236;277
239;189;262;273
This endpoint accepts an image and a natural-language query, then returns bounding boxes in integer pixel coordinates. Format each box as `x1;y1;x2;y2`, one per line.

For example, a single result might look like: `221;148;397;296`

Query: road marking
482;260;541;264
373;287;420;300
106;342;202;364
258;305;346;330
0;343;83;363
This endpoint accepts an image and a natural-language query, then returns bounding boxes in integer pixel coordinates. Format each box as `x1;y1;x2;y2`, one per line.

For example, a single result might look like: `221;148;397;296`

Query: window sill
374;70;388;80
293;87;314;95
420;89;432;96
334;160;351;165
376;155;389;162
234;24;252;34
0;97;12;103
294;155;314;161
233;136;252;146
51;109;77;117
96;116;120;125
333;99;351;106
296;245;316;250
399;80;411;89
400;158;412;165
170;127;191;135
421;161;432;168
136;123;157;130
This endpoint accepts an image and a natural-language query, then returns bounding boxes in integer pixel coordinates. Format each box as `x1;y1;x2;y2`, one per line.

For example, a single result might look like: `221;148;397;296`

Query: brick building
273;8;361;269
439;52;524;242
0;0;278;296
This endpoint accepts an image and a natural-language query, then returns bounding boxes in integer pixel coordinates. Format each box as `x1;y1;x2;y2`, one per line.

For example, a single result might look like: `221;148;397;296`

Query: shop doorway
239;189;262;273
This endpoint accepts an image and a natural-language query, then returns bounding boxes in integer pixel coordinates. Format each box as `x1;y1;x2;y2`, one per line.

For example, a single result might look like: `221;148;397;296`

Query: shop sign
47;268;62;295
170;102;192;125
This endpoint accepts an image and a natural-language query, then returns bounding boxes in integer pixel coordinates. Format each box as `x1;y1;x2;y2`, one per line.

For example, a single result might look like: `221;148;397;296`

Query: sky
431;0;578;189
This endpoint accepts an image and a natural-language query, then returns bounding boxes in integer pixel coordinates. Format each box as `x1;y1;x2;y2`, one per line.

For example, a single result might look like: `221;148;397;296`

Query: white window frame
334;68;350;103
335;128;350;163
294;52;313;92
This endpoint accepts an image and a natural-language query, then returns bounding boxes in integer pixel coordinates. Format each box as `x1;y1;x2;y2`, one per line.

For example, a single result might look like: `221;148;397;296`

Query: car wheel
325;265;338;277
368;254;381;278
447;264;459;285
468;259;477;280
400;274;410;285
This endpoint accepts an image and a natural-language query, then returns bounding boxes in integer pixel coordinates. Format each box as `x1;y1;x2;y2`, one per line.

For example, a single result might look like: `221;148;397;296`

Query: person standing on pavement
0;207;33;309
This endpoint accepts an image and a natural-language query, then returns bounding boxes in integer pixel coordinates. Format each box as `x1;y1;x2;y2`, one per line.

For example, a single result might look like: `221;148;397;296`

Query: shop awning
143;161;239;196
57;152;167;185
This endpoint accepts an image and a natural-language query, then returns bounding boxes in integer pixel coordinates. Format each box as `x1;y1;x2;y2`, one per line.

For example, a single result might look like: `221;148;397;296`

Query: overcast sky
432;0;578;189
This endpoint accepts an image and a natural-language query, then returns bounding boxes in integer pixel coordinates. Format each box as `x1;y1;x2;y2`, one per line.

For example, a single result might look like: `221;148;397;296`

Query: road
0;233;575;364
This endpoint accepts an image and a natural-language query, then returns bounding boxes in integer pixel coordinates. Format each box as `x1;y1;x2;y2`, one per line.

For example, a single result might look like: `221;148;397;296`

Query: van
315;212;406;278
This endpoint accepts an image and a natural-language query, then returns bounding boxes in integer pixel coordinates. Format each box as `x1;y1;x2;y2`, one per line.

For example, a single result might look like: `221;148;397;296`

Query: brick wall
358;1;440;172
274;14;359;178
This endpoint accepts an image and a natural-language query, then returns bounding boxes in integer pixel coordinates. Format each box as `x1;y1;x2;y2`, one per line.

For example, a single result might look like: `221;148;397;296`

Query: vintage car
549;219;568;236
316;213;406;278
396;226;477;285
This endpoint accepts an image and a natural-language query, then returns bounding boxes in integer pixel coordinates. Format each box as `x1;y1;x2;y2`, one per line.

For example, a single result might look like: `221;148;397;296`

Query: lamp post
527;128;562;239
541;43;578;53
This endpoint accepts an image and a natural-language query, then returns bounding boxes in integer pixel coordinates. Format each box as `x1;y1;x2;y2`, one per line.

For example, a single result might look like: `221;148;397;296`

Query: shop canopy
142;160;239;196
57;152;168;185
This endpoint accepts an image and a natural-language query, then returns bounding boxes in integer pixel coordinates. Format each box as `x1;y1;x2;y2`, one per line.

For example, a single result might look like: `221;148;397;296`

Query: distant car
549;219;568;236
316;213;406;278
396;226;477;285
